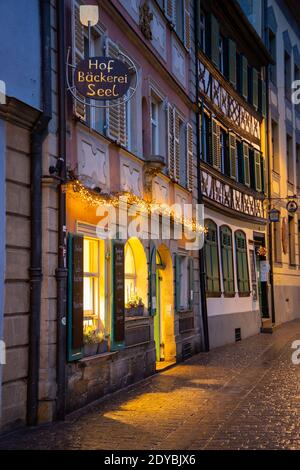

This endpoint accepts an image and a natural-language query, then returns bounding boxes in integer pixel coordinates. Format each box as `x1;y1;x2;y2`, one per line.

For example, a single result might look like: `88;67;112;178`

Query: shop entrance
253;234;269;319
154;245;176;370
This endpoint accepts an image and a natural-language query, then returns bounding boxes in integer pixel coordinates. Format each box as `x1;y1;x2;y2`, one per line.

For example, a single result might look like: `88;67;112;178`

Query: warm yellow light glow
80;5;99;27
67;180;205;235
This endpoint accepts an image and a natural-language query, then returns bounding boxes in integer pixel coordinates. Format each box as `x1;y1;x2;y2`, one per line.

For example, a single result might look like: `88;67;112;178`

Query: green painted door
154;270;161;361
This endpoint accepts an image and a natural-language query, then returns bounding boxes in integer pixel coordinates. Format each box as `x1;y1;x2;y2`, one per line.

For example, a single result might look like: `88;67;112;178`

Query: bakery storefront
65;179;200;411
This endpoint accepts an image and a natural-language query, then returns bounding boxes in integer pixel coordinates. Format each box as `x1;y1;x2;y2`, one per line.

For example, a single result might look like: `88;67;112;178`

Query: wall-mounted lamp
79;5;99;27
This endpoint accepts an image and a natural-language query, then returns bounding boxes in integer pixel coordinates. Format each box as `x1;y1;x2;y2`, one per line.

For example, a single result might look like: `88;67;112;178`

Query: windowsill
206;292;222;298
176;309;193;315
289;264;297;269
125;315;150;322
223;293;235;298
238;292;251;298
79;350;118;364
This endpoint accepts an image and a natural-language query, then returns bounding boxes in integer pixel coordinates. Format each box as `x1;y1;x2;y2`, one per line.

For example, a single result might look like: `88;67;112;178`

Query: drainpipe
27;0;52;426
264;11;276;325
55;0;68;421
194;0;210;351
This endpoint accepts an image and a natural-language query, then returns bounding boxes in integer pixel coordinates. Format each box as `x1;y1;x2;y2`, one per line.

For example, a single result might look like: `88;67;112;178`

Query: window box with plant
125;294;145;317
83;326;108;357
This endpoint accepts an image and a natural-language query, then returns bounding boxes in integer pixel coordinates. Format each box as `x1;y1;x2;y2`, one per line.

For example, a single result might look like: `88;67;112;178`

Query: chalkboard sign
72;235;84;349
113;242;125;344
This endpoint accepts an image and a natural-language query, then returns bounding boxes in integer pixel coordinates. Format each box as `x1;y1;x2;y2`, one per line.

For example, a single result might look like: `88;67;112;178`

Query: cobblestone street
2;320;300;450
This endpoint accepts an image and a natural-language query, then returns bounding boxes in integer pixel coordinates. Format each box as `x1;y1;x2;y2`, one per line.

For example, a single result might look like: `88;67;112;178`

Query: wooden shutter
205;221;220;295
105;38;127;147
210;14;219;68
242;55;248;100
261;79;267;117
174;108;180;182
188;257;194;310
229;133;237;180
73;0;86;120
220;226;234;295
252;68;259;109
243;142;250;187
183;0;191;51
261;154;266;193
211;118;221;170
149;242;157;316
111;241;125;349
167;103;175;179
67;234;84;361
186;122;193;191
235;231;250;295
174;254;180;311
254;150;262;192
166;0;175;23
228;39;237;88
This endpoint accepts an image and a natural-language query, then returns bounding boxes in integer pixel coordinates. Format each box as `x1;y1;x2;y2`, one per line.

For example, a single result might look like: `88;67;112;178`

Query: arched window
220;226;235;296
124;241;137;304
204;220;220;296
235;230;250;296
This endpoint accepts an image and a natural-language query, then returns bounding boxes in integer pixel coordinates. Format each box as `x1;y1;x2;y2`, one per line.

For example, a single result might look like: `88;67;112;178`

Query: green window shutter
243;142;250;187
211;118;221;170
242;55;248;100
228;39;237;88
111;240;125;350
67;234;83;362
229;133;237;180
254;150;262;192
235;231;250;295
252;68;259;110
204;221;220;295
261;154;266;194
237;141;244;183
149;241;157;316
188;257;194;310
210;14;219;68
174;254;181;311
220;226;235;295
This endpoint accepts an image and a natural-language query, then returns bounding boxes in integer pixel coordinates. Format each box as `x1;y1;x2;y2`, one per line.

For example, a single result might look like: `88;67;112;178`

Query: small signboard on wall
112;242;125;346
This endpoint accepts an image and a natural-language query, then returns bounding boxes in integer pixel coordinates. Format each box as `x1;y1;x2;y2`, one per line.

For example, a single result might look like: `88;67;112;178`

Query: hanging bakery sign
74;57;132;100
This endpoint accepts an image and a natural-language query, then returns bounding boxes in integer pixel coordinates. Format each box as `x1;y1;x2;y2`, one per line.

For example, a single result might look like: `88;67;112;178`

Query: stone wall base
67;341;156;413
208;310;261;349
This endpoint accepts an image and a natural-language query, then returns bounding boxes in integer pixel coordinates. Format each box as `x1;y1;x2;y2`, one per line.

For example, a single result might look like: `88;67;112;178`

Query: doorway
154;245;176;370
253;234;269;319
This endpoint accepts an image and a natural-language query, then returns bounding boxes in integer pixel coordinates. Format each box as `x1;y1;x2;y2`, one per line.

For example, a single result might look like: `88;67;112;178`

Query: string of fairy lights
66;179;206;235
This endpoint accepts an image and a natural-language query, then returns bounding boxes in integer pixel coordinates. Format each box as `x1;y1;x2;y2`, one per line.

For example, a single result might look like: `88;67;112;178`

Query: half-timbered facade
198;0;272;347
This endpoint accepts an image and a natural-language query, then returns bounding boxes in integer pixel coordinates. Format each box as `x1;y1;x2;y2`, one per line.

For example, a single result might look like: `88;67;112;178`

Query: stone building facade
64;0;203;412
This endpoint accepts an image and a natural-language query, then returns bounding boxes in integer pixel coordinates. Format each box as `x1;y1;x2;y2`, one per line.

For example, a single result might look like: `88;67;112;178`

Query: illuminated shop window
83;238;105;334
124;241;137;305
124;238;148;312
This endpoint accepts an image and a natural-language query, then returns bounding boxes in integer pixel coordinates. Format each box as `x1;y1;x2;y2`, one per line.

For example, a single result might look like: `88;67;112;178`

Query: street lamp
80;5;99;56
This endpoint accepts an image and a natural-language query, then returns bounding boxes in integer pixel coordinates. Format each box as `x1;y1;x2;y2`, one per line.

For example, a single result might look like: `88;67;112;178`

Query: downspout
264;0;276;325
194;0;209;351
55;0;67;420
27;0;52;426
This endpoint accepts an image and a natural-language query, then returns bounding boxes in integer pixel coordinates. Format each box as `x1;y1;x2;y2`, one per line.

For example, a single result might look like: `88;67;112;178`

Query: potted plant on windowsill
125;294;145;317
83;327;108;356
